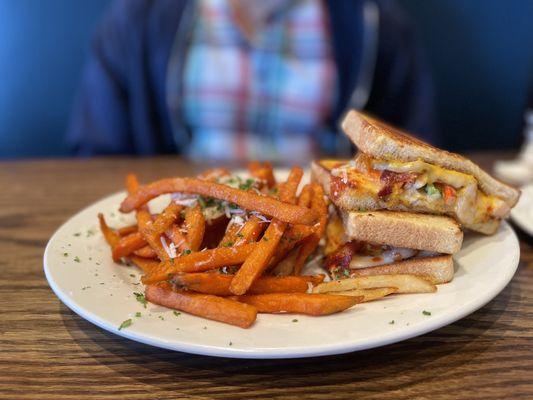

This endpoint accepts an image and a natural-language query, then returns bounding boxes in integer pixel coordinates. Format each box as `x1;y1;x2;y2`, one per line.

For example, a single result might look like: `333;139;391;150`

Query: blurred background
0;0;532;159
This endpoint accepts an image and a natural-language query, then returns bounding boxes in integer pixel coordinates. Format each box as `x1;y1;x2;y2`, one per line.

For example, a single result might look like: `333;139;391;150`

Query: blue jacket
67;0;436;155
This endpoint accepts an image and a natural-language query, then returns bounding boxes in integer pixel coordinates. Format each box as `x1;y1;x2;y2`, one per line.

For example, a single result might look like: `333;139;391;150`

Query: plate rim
44;191;521;359
510;183;533;236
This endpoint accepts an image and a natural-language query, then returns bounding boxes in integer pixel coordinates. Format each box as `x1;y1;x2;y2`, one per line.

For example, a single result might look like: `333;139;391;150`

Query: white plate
44;171;520;359
511;183;533;236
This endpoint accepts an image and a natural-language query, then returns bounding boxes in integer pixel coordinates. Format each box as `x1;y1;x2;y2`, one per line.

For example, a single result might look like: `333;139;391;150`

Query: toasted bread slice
347;254;454;285
341;211;463;254
311;159;500;235
341;110;520;207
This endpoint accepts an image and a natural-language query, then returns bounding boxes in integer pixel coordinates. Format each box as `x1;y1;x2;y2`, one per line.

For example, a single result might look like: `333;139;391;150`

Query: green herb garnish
389;320;395;325
135;312;141;318
118;319;132;330
223;241;234;247
134;292;147;308
173;311;181;317
238;179;255;191
424;183;441;198
73;233;81;237
73;256;80;263
292;319;298;323
422;310;432;316
181;249;192;256
236;233;244;238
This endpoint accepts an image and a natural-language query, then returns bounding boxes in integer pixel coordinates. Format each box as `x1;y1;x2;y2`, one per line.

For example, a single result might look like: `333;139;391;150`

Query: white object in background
494;109;533;185
43;170;520;359
511;183;533;236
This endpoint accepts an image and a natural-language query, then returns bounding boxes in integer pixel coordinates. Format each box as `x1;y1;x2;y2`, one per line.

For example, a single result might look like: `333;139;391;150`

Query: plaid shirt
182;0;336;162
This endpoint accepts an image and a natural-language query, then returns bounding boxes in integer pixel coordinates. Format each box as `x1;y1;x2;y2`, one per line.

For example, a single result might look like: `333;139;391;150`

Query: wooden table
1;154;531;399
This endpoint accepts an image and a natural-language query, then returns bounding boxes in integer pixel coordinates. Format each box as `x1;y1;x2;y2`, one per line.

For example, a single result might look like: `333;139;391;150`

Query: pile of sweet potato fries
99;163;363;328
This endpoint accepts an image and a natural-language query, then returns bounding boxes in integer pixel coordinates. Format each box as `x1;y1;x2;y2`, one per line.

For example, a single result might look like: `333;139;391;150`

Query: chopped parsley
181;249;192;256
223;241;234;247
238;179;255;191
118;319;132;330
173;311;181;317
73;233;81;237
158;315;165;321
135;312;142;318
236;233;244;238
422;310;432;316
129;274;136;278
73;256;80;263
389;320;395;325
262;237;269;242
134;292;147;308
292;319;298;323
63;252;68;257
229;341;233;346
424;183;441;198
203;326;207;330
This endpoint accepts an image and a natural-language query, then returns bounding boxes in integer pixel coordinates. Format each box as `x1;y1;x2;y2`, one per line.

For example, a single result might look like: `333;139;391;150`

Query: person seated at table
67;0;437;162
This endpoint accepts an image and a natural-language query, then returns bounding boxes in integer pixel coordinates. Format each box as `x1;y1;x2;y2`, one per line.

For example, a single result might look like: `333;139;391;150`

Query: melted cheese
373;159;476;189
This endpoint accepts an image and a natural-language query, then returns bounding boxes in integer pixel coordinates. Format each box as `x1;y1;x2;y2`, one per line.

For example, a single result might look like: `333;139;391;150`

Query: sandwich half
324;209;462;284
312;110;521;234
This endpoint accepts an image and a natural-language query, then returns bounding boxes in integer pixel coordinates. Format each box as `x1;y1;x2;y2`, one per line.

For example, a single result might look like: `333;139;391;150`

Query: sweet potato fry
119;177;318;225
293;184;328;275
137;210;169;261
234;216;264;245
166;224;190;252
130;256;159;273
151;202;182;236
133;245;157;258
112;232;146;261
312;275;437;294
145;283;257;328
126;173;141;193
174;273;325;296
297;184;312;208
117;225;138;237
248;161;276;189
98;213;120;248
268;224;316;268
142;243;258;284
184;204;205;251
229;167;303;295
233;293;362;316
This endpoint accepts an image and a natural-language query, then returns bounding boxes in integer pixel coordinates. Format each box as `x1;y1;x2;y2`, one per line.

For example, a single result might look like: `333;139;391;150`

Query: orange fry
293;184;328;275
145;283;257;328
151;202;183;236
174;273;325;296
268;224;316;268
142;243;258;284
230;167;303;295
248;161;276;189
297;184;312;208
166;224;190;252
234;216;264;245
185;204;205;251
233;293;362;316
117;225;138;236
119;177;317;225
133;245;157;258
112;232;146;261
98;213;120;248
130;256;159;273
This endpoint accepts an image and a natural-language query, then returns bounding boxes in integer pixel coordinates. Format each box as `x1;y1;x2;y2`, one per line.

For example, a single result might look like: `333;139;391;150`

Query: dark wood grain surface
0;153;531;399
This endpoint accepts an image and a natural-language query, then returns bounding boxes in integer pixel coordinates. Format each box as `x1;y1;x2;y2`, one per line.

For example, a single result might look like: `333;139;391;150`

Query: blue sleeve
365;1;438;144
66;0;136;155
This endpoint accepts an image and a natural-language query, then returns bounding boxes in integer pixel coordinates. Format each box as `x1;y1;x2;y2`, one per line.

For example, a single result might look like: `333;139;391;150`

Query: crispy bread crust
311;160;501;235
341;110;520;207
348;255;454;284
341;211;463;254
